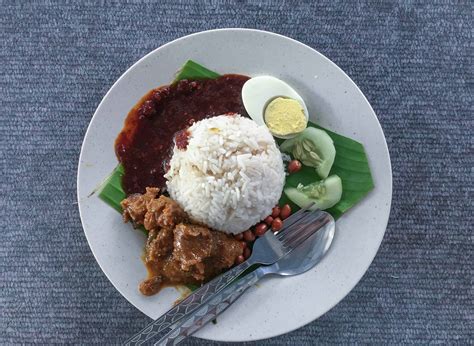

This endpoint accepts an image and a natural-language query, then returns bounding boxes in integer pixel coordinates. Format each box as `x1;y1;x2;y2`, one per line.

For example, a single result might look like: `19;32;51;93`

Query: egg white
241;76;309;138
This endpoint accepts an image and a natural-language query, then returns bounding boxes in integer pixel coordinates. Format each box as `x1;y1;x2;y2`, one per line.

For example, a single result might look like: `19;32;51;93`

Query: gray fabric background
1;1;472;344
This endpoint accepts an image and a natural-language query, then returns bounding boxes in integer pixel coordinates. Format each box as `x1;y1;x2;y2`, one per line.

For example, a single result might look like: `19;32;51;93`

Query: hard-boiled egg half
242;76;309;138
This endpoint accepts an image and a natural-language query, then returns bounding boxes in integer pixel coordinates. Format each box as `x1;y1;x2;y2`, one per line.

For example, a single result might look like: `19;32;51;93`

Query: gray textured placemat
1;1;472;344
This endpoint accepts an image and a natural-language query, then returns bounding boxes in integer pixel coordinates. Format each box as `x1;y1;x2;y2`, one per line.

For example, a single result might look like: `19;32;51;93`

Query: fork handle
154;270;262;346
125;260;252;345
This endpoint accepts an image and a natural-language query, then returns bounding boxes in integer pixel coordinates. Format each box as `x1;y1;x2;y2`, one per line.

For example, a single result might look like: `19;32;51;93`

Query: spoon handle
154;270;263;346
125;260;252;345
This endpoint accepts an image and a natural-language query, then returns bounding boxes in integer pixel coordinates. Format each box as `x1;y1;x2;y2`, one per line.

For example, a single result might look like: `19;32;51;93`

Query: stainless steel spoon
155;211;336;345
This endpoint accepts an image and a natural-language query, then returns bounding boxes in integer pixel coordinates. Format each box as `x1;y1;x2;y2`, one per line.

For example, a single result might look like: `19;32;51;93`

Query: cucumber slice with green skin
280;127;336;178
284;175;343;210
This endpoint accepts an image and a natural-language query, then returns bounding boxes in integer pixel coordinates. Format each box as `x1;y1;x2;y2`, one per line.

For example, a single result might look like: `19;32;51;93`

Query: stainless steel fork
155;210;335;345
125;205;321;345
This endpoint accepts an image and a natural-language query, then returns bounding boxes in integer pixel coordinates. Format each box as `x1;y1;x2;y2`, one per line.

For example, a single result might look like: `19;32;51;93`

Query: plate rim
77;28;392;342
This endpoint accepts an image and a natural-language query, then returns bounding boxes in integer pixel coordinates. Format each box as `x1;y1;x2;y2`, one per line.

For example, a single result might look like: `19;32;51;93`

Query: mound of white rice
165;114;285;234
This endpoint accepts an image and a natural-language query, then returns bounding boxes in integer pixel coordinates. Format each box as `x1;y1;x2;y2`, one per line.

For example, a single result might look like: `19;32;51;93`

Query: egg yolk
264;97;307;136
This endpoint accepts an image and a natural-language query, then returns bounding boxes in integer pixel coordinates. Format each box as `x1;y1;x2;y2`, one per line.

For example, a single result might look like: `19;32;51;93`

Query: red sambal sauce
115;74;250;195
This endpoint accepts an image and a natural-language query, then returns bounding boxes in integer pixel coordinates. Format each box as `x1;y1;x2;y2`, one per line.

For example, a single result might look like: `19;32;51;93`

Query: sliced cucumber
280;127;336;178
284;175;343;210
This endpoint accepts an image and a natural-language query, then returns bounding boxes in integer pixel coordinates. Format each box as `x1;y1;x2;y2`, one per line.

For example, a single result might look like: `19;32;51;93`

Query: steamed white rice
165;114;285;234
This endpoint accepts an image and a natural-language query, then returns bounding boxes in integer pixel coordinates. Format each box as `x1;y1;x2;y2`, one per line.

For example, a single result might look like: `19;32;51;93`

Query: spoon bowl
259;210;335;277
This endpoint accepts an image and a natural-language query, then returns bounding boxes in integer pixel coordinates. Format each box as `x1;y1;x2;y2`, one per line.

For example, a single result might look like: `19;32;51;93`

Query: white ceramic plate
77;29;392;342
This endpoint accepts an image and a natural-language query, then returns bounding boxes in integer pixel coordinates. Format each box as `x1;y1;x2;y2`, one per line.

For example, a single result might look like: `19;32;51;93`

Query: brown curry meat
120;189;242;296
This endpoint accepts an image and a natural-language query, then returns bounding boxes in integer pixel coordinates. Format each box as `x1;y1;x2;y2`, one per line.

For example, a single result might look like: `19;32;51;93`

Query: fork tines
275;204;330;251
277;202;316;239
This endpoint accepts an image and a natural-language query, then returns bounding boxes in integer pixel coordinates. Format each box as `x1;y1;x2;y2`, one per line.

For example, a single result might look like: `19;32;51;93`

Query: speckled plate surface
77;29;392;342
